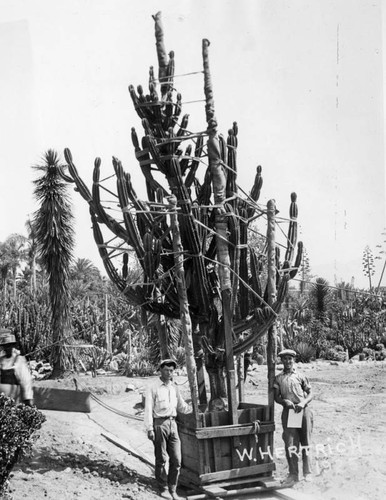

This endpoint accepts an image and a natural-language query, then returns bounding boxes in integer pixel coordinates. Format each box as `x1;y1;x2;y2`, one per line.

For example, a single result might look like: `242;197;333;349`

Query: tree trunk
156;315;170;359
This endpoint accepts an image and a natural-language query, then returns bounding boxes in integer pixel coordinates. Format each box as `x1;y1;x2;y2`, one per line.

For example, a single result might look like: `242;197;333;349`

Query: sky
0;0;385;290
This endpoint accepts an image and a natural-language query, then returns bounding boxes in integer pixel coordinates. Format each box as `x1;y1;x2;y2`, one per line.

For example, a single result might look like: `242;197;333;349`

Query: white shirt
143;378;190;431
0;350;34;402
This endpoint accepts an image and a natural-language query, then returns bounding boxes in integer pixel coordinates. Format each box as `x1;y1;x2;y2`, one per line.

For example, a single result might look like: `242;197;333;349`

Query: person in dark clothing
0;328;34;406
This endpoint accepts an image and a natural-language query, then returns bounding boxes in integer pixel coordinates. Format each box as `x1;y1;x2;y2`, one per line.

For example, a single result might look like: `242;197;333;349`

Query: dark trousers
154;417;181;492
281;407;313;479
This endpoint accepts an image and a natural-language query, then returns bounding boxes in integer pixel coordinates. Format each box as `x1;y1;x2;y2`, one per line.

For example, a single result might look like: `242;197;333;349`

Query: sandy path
7;360;386;500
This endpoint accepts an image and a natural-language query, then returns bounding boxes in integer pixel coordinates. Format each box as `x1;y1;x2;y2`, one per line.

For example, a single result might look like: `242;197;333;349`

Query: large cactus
62;12;302;405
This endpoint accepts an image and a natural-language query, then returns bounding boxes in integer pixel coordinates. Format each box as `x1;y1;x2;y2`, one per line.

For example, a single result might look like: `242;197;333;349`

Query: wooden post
266;200;277;424
168;195;201;426
105;294;112;353
237;354;244;402
216;213;238;425
194;324;208;408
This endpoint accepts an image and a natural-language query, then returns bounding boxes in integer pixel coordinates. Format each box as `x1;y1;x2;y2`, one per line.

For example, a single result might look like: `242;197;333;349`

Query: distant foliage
118;351;155;377
294;342;315;363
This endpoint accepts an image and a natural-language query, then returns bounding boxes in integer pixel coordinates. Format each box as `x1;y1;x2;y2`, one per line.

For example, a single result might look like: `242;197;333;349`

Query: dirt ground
6;359;386;500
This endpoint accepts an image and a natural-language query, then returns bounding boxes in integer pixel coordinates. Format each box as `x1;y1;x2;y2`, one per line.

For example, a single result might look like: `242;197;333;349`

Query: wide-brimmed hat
158;358;177;370
0;328;16;345
278;349;297;358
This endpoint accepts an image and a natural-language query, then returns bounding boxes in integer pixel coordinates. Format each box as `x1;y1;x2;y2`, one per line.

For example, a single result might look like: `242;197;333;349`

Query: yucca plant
32;150;75;376
294;341;316;363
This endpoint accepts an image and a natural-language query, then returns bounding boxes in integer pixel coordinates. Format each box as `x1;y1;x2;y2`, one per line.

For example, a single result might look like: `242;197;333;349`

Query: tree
299;247;312;294
374;229;386;294
32;149;75;377
69;258;102;298
5;234;28;300
309;277;331;321
25;218;39;296
362;245;375;291
0;234;27;305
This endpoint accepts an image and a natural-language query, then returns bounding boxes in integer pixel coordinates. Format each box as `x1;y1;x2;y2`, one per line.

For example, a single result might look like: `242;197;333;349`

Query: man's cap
158;358;177;370
0;329;16;345
278;349;297;358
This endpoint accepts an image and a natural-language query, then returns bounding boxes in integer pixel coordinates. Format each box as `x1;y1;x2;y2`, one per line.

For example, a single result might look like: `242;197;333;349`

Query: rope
203;255;278;317
149;70;204;83
74;377;143;421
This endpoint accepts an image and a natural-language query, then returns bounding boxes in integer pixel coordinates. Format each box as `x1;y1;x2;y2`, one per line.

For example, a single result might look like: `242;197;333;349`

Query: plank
275;488;320;500
210;411;224;472
101;431;154;469
201;412;211;474
206;474;274;489
33;386;91;413
200;461;275;483
203;484;228;497
196;423;274;439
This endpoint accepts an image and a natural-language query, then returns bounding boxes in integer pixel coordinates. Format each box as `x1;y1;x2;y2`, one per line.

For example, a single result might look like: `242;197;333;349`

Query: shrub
325;347;347;362
83;346;113;376
363;348;374;359
118;351;156;377
375;343;384;352
294;342;316;363
0;395;46;496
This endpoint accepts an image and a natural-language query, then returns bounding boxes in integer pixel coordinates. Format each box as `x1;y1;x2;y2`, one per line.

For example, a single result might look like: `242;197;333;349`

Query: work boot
159;488;172;499
281;474;298;487
169;488;183;500
169;492;183;500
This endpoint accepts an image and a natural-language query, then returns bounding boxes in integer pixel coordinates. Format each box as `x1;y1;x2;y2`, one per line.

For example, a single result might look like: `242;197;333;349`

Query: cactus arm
152;11;169;97
284;192;298;263
57;164;75;183
289;241;303;279
247;165;263;219
64;148;93;204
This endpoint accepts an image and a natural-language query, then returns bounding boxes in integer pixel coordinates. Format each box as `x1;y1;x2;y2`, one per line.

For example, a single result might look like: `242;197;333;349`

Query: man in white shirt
144;358;190;500
273;349;313;486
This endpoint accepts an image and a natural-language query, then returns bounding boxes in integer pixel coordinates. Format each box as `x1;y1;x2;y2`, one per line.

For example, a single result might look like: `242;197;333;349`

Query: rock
125;384;136;392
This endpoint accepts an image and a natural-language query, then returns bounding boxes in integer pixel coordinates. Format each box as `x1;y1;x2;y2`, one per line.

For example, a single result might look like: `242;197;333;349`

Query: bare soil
6;360;386;500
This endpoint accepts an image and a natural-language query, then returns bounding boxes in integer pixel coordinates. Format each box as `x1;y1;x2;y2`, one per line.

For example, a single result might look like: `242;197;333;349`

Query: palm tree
0;241;11;317
32;149;75;377
25;218;39;296
69;258;101;293
4;233;28;300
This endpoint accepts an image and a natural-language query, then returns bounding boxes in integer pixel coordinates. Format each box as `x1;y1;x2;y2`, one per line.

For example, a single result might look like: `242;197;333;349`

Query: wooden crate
178;402;275;487
34;386;91;413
